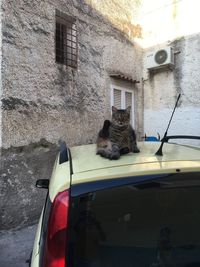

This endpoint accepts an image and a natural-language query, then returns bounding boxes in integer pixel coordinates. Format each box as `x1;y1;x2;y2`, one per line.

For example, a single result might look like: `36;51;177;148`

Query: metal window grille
55;10;77;68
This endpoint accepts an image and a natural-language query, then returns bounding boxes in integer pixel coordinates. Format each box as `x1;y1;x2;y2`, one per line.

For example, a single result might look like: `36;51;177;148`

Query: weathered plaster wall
2;0;142;149
1;0;143;229
141;0;200;145
143;36;200;145
84;0;142;39
0;0;2;149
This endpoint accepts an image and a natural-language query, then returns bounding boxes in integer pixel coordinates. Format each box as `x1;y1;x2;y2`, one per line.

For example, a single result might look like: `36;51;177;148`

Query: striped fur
96;106;140;160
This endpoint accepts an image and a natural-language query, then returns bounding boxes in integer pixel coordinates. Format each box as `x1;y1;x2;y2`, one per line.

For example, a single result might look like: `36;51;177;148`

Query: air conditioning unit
146;47;174;70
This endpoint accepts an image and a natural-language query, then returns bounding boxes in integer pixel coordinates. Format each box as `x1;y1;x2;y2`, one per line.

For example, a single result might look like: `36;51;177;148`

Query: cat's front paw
110;144;120;159
120;147;130;155
109;152;120;160
133;146;140;153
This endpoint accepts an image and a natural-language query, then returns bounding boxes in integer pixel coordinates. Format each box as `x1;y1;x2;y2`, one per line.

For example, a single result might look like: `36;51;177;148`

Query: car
30;137;200;267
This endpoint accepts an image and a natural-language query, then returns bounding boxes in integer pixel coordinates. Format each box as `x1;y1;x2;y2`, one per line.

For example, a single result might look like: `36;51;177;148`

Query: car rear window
68;172;200;267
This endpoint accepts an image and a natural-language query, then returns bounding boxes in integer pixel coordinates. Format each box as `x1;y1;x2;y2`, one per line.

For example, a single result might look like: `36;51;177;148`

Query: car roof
71;142;200;172
70;142;200;183
49;141;200;201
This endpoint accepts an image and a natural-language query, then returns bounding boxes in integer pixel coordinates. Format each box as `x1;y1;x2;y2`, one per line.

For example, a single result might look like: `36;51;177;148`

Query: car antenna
155;93;181;156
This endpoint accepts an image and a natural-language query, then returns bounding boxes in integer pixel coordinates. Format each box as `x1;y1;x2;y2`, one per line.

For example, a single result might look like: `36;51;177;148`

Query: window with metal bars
55;10;77;68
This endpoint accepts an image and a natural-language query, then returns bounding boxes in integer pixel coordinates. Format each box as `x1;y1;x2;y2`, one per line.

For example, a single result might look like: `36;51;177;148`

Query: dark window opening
68;172;200;267
55;10;77;68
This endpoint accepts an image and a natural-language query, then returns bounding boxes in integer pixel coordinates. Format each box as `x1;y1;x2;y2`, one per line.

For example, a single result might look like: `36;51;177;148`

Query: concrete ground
0;224;37;267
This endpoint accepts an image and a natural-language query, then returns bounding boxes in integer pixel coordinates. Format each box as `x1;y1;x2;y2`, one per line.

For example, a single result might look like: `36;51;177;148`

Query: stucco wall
1;0;143;149
140;0;200;145
143;38;200;146
0;0;2;149
0;0;143;229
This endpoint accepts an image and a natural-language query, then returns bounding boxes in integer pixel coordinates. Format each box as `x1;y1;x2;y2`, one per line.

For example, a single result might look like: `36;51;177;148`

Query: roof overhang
110;72;140;83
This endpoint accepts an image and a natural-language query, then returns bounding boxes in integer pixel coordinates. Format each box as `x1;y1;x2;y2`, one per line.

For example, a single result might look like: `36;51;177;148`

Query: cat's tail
96;120;112;158
98;120;111;138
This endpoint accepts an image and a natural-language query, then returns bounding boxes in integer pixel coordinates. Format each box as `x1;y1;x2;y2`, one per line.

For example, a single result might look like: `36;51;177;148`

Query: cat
96;106;140;160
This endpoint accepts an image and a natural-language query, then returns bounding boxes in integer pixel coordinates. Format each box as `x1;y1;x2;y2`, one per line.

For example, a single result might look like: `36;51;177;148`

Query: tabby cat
96;106;140;160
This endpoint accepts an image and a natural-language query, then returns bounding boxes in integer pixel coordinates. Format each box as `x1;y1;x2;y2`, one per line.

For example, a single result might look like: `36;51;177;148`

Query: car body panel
31;252;39;267
31;141;200;267
31;210;43;266
70;142;200;184
71;160;200;185
47;142;200;189
70;142;200;175
48;155;71;202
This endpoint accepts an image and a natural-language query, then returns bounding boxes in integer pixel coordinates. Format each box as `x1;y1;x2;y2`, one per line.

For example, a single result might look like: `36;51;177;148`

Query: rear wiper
134;181;162;189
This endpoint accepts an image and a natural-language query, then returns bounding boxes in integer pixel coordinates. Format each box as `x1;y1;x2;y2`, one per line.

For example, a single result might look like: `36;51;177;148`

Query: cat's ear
112;106;118;113
126;106;131;113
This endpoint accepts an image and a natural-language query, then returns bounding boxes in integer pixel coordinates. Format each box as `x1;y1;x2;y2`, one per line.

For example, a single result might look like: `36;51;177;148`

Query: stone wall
0;0;2;148
1;0;143;149
1;0;143;229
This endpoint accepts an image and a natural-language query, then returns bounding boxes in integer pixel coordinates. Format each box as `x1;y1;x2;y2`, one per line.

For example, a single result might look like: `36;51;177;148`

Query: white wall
141;0;200;146
143;37;200;145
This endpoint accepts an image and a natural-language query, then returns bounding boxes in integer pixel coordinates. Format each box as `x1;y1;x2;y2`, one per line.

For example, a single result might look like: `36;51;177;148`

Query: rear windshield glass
68;172;200;267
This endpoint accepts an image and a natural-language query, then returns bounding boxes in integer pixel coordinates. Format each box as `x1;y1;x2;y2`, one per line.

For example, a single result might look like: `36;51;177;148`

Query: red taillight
43;190;69;267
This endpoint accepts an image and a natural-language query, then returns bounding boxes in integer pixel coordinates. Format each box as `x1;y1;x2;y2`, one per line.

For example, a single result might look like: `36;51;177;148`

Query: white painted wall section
144;107;200;146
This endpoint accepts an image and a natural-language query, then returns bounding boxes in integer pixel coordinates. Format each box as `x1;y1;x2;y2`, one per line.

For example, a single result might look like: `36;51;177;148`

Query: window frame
55;10;77;68
70;173;171;197
110;83;135;127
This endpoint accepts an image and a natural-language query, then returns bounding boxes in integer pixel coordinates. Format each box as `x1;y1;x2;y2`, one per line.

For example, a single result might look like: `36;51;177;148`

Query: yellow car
30;139;200;267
